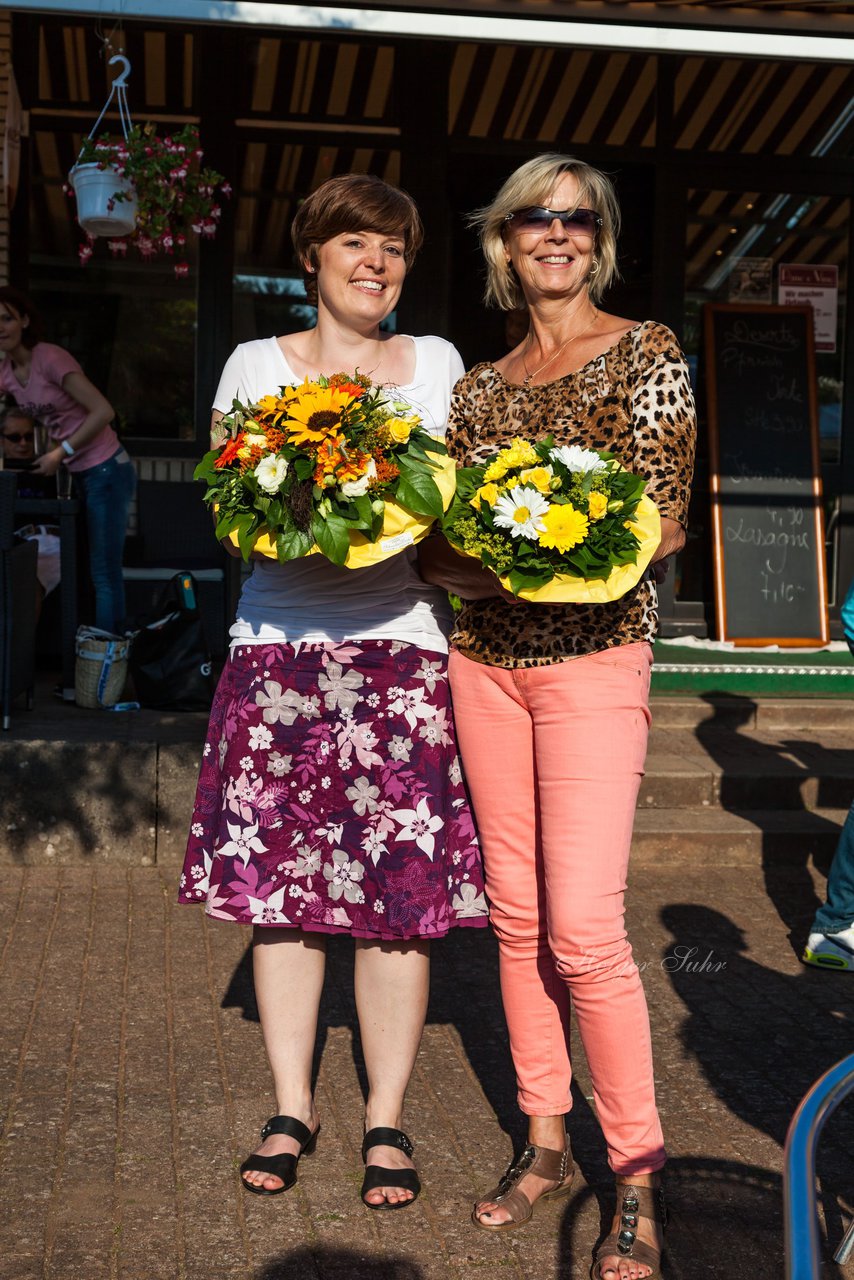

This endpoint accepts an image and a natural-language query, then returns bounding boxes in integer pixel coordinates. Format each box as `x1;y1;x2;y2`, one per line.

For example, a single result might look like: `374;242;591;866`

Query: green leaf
418;434;448;455
395;459;444;518
311;511;351;566
214;511;240;541
194;451;221;482
352;494;375;529
230;513;258;561
507;567;553;595
276;526;314;562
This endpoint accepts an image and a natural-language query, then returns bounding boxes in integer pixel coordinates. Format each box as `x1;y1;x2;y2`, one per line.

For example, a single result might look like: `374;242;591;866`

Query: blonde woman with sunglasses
420;154;696;1280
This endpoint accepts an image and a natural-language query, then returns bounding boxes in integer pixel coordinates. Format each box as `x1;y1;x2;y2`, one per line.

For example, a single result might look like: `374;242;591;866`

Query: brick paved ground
2;852;854;1280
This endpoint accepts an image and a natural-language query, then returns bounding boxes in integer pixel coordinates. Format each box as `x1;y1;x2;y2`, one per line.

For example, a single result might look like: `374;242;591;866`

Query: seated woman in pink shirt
0;287;136;634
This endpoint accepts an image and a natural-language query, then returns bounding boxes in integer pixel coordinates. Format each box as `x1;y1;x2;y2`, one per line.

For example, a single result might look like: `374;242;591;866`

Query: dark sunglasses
2;431;33;444
505;206;603;236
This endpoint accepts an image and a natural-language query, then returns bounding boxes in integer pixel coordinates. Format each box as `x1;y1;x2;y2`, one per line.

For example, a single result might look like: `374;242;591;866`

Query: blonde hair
471;153;621;310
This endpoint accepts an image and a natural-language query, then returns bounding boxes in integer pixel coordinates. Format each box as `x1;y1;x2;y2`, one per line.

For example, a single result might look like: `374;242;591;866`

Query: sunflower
283;384;358;448
254;394;290;426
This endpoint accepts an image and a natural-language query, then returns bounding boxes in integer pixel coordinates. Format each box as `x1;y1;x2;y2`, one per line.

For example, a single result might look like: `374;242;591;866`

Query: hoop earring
589;258;600;278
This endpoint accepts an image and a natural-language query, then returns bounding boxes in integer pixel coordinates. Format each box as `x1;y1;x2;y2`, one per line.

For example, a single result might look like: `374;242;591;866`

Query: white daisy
549;444;606;475
492;486;550;540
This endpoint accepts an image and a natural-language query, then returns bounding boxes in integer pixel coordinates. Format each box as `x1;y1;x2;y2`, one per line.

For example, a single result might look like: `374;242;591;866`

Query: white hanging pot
69;162;138;237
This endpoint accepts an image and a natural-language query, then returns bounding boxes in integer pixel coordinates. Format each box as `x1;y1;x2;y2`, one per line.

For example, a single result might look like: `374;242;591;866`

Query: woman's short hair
471;153;621;310
291;174;424;307
0;287;45;348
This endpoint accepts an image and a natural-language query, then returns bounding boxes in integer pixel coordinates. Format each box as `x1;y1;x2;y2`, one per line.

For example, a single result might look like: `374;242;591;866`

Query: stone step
630;806;847;865
1;729;852;864
649;695;853;732
641;734;854;810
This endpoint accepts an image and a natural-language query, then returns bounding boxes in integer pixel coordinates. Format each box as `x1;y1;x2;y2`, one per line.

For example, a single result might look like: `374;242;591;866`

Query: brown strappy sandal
592;1182;667;1279
471;1139;575;1232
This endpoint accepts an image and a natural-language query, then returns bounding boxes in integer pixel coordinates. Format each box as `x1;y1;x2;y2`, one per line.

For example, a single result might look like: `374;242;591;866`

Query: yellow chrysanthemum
483;438;540;483
519;466;554;495
470;482;500;511
502;438;540;468
588;492;608;521
283;383;358;448
538;503;589;552
483;457;509;483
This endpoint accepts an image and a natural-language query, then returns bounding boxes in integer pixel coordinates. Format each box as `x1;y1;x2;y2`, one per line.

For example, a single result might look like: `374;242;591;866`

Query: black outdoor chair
122;479;236;658
0;471;39;730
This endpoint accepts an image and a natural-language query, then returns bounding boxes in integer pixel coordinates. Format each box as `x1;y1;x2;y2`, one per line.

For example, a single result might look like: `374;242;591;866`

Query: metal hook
108;54;131;87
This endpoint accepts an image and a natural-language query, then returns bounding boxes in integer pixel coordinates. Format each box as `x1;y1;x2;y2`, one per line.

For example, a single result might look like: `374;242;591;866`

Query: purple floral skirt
179;640;488;940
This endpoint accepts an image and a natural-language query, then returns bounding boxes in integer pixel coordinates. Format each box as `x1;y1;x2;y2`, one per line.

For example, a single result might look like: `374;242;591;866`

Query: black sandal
239;1115;319;1196
360;1126;421;1211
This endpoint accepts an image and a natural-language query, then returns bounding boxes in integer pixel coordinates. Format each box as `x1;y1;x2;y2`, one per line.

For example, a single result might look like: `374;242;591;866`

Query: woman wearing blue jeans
0;287;136;634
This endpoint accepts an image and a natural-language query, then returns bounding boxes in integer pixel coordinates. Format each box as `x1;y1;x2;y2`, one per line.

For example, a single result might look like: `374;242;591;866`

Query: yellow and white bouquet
441;436;660;602
195;373;456;568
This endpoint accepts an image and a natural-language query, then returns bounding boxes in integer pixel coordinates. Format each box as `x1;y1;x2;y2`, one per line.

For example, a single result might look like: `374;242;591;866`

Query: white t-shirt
215;335;463;653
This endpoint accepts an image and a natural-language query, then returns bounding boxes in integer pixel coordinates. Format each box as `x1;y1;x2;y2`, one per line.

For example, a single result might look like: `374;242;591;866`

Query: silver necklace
521;309;599;386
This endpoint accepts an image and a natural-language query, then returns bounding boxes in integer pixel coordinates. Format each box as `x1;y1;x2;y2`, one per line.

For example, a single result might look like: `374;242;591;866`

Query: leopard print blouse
445;320;697;668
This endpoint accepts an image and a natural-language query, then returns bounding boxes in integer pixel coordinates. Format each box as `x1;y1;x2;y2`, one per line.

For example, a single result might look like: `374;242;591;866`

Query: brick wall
0;10;12;285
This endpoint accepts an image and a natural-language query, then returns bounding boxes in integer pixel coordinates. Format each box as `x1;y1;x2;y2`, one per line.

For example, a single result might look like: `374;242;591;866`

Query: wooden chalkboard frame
705;302;829;647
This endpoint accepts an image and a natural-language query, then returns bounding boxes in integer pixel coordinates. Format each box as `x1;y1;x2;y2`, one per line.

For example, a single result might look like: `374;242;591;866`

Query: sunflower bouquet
442;437;661;602
195;373;456;567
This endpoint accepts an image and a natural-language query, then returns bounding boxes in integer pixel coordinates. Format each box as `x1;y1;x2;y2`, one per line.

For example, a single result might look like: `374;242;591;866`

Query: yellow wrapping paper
458;494;661;603
227;446;458;568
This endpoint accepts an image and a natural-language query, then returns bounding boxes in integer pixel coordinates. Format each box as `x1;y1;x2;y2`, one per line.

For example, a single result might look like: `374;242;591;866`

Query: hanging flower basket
68;161;137;237
66;55;230;276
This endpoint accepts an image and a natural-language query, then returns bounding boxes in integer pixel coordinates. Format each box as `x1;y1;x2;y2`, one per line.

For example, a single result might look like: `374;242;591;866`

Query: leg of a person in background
78;451;137;633
242;928;326;1192
354;937;430;1206
805;798;854;967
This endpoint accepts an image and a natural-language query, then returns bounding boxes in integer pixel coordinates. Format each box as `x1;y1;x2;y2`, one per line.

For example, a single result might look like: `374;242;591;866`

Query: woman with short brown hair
180;173;487;1211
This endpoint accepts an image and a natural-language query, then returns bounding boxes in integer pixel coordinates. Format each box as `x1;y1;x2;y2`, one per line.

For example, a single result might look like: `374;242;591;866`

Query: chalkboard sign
704;303;828;646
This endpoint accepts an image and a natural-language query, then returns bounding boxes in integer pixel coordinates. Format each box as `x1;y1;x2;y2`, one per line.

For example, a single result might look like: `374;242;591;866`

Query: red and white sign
778;264;838;353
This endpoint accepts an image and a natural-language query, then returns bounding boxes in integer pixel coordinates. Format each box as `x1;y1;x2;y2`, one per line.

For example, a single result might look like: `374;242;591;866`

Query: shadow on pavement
695;692;849;955
661;903;854;1272
256;1247;424;1279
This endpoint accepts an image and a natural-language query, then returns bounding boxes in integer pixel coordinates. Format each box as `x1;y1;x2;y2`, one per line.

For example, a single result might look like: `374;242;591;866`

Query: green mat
652;642;854;698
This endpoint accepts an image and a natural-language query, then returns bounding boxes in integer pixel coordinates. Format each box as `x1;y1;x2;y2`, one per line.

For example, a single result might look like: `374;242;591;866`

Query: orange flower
314;436;347;475
371;455;400;486
335;450;371;484
328;372;369;396
265;427;286;451
214;434;243;469
239;444;264;473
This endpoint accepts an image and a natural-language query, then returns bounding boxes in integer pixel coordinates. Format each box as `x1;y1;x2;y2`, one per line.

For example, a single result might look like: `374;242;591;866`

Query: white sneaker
803;930;854;971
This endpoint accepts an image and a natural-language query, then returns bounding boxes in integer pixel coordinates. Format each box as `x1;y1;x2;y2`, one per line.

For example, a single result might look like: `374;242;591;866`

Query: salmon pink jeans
449;642;665;1175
